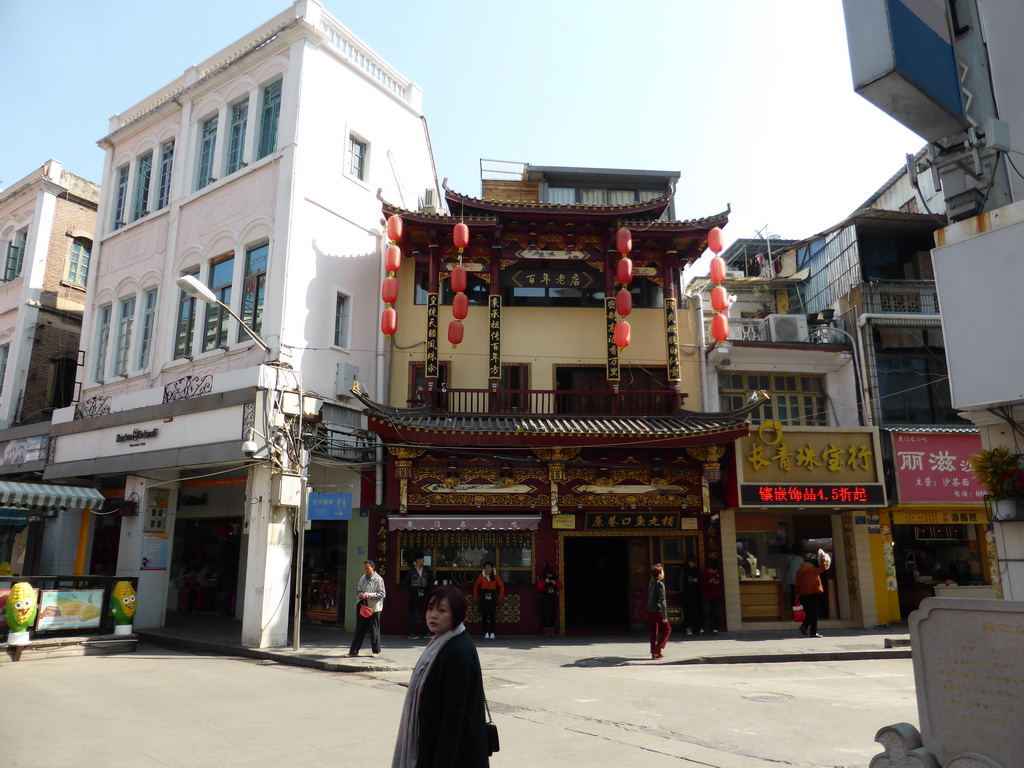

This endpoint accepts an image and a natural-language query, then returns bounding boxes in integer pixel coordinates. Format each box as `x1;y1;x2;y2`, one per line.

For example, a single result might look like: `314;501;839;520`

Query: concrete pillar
241;463;295;648
115;475;176;629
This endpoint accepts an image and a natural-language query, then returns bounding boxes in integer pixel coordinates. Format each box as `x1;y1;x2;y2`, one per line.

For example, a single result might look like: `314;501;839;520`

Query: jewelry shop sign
737;425;885;507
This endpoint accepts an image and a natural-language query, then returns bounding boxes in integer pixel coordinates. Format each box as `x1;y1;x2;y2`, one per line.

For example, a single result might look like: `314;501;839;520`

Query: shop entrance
563;536;631;634
169;517;242;616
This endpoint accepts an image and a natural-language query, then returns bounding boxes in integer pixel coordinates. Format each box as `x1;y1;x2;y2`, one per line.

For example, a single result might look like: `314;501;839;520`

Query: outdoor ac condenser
761;314;809;343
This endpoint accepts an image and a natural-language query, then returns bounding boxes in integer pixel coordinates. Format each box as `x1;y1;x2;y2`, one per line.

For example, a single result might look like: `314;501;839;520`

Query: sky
0;1;925;270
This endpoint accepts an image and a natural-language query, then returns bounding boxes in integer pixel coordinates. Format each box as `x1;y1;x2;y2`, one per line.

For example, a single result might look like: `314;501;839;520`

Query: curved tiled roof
350;383;763;448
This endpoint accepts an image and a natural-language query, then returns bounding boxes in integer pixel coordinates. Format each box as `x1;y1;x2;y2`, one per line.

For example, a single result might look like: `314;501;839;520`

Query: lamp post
175;274;272;354
175;273;309;650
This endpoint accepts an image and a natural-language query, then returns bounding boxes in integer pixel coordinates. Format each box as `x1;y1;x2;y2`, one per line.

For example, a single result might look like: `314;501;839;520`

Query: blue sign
308;492;352;520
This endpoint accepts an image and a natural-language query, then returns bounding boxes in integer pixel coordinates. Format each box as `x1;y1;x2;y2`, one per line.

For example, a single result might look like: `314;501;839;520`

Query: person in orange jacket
796;549;832;638
472;561;504;639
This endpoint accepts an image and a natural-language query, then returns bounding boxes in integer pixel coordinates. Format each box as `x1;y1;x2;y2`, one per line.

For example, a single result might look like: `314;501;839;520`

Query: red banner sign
892;431;984;504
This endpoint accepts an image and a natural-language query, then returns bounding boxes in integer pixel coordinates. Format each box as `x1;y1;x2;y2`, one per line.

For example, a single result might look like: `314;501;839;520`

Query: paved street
1;639;918;767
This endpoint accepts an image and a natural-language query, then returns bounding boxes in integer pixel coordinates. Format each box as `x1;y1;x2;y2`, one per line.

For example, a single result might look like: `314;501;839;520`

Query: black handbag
483;692;499;755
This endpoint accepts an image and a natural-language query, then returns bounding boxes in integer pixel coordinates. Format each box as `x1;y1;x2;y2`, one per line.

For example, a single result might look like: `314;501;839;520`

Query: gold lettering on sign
488;295;501;378
665;297;680;381
605;297;619;380
426;293;439;379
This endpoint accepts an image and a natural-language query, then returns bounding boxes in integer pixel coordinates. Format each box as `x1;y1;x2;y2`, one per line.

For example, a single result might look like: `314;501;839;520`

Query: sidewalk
135;614;912;673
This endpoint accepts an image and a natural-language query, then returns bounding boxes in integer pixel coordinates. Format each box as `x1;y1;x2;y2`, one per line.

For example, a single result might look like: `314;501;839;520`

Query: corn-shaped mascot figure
6;581;37;633
111;581;137;625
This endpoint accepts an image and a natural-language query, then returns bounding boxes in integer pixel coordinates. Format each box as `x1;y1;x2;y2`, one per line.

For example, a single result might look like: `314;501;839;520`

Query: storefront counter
932;584;996;599
739;579;783;621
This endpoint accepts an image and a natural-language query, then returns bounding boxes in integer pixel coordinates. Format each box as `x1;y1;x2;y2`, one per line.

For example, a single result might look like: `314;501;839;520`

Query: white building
43;0;438;647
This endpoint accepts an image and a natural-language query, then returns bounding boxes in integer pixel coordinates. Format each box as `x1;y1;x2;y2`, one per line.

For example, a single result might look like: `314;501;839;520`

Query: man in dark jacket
401;552;434;638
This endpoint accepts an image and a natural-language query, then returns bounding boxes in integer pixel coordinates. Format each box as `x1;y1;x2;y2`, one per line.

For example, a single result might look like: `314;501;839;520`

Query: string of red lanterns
614;227;632;349
448;222;470;348
381;215;403;337
707;226;729;343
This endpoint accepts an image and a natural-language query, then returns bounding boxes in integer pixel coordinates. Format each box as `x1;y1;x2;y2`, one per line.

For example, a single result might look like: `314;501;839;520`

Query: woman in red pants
646;563;671;659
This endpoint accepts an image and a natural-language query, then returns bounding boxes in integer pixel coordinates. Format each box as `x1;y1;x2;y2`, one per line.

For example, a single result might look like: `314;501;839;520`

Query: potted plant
970;446;1024;521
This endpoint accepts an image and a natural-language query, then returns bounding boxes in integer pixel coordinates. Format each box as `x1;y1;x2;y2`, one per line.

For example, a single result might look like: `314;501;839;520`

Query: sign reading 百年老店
737;424;885;507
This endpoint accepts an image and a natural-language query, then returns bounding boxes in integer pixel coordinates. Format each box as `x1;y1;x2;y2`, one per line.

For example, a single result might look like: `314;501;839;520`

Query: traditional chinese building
361;170;761;635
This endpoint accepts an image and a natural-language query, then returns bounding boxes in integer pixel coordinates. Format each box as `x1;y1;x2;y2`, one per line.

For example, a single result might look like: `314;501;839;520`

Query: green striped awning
0;507;28;525
0;481;104;510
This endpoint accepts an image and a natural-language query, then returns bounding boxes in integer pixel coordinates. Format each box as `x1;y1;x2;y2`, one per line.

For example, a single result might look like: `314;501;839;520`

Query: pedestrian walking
699;553;725;634
536;563;563;637
348;560;385;657
472;562;504;639
646;563;671;659
392;585;490;768
796;549;832;638
401;552;434;638
678;555;703;635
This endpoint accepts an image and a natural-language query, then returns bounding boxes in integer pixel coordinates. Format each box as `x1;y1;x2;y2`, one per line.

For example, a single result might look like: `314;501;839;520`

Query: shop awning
389;514;541;532
0;507;28;525
0;480;104;510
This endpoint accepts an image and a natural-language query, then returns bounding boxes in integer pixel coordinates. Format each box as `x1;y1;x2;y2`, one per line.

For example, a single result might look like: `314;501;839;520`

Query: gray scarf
392;622;466;767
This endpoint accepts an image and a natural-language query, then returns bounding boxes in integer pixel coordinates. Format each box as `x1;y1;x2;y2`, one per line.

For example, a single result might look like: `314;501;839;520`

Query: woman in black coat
393;585;489;768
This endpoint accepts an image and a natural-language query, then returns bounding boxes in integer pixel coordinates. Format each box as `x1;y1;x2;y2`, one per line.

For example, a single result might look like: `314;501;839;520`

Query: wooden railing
411;388;684;416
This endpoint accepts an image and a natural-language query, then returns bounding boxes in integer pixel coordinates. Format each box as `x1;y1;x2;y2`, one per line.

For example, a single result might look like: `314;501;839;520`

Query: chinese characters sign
665;297;680;382
585;512;680;531
604;297;619;381
488;295;501;379
892;431;984;504
737;425;885;507
740;484;885;506
426;293;439;380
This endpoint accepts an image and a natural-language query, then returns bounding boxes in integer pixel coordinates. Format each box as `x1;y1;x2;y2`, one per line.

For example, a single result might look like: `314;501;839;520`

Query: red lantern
614;320;631;348
386;215;403;242
712;313;729;342
447;320;464;346
453;222;470;249
452;292;469;320
616;257;633;286
450;266;467;293
710;285;729;312
381;307;398;337
616;227;632;256
616;288;633;317
709;256;727;284
385;245;402;273
381;276;399;305
707;226;723;254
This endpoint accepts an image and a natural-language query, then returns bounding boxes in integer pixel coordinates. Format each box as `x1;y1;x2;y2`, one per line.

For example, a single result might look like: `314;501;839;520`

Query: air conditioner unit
761;314;809;343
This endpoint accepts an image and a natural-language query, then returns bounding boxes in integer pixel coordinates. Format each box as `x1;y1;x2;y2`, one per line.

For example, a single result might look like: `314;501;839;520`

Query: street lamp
175;274;271;354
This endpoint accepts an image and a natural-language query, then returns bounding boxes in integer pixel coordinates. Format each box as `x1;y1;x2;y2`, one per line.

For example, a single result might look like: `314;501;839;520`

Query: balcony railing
851;280;940;315
411;388;684;417
703;316;854;345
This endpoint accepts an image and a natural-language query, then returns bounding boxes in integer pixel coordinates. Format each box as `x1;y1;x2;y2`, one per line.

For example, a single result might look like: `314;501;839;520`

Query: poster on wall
141;532;170;570
36;589;104;630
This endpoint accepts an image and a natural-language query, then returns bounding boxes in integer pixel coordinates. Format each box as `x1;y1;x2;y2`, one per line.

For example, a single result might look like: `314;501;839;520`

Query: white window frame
137;288;158;370
196;114;219;190
114;296;136;376
225;97;250;176
347;133;368;182
94;304;112;382
334;292;351;348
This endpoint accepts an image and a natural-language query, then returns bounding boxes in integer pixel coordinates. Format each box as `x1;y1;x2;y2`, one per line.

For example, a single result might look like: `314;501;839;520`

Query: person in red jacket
796;549;832;638
698;554;725;634
472;562;504;639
